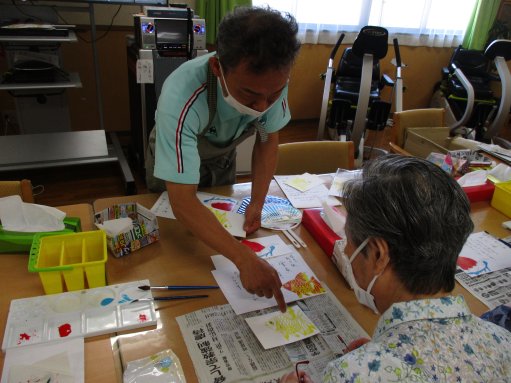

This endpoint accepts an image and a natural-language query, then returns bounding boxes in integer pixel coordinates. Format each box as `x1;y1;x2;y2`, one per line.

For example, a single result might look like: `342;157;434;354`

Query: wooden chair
275;141;355;175
0;179;34;203
392;108;445;149
388;142;412;156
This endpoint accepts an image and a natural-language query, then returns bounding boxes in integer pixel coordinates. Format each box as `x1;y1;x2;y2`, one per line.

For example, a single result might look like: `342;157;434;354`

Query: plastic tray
28;231;107;294
1;280;156;351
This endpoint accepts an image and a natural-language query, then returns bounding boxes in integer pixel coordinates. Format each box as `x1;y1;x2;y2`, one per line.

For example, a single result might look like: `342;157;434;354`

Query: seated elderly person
281;155;511;383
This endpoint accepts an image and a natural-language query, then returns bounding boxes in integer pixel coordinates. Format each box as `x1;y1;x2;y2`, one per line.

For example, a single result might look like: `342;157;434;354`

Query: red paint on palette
139;314;148;323
457;256;477;270
241;240;265;252
18;333;31;343
58;323;72;337
211;202;234;211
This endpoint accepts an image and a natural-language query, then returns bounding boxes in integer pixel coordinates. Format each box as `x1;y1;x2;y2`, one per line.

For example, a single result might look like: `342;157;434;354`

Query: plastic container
0;217;81;253
28;231;107;294
302;208;341;257
491;181;511;218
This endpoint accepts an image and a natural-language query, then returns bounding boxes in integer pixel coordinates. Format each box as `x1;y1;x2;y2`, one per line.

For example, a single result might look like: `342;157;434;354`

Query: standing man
146;7;301;311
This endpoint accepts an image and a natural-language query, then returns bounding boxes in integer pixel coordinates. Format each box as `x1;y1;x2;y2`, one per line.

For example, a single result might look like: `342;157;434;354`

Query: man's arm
243;131;279;234
167;181;286;311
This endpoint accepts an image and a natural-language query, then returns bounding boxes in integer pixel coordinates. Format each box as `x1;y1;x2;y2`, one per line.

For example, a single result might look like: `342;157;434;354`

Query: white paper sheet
245;305;320;349
457;232;511;276
211;248;326;314
150;191;246;237
1;337;84;383
274;175;340;208
240;235;292;259
284;173;324;192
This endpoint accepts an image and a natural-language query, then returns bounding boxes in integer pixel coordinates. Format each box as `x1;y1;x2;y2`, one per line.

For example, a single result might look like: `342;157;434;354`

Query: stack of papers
274;175;339;208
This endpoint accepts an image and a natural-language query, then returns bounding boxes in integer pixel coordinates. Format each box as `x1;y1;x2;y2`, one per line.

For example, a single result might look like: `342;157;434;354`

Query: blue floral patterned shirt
323;296;511;382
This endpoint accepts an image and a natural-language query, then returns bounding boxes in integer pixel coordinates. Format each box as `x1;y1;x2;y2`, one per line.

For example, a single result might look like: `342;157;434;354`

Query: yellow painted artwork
282;272;325;297
265;306;317;340
286;176;312;192
208;207;232;229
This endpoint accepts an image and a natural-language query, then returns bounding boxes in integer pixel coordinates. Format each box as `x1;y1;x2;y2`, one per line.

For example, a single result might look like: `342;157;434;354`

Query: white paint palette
2;279;157;351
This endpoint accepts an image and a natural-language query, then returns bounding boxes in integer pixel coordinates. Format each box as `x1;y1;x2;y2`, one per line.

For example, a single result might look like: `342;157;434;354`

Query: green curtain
462;0;500;50
195;0;252;45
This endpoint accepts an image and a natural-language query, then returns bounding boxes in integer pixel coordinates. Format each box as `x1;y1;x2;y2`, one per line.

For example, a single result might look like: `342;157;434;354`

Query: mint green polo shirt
154;52;291;185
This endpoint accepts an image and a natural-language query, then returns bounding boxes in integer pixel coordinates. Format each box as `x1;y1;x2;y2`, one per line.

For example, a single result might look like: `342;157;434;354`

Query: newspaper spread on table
176;288;369;383
455;267;511;309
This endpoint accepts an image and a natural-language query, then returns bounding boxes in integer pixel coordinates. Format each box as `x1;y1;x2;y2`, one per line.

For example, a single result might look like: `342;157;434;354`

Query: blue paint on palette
118;294;133;304
101;297;114;306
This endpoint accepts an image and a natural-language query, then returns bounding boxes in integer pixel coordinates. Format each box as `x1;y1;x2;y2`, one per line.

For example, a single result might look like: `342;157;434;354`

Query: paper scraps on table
284;173;324;192
240;235;292;259
274;175;340;209
211;247;326;314
457;231;511;276
245;305;319;349
1;337;84;383
150;191;246;237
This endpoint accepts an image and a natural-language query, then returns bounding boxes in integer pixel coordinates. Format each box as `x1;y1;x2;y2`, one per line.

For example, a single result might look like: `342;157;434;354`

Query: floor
2;119;340;207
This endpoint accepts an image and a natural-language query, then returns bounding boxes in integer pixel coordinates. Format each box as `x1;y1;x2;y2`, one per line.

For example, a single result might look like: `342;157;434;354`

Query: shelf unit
0;5;135;194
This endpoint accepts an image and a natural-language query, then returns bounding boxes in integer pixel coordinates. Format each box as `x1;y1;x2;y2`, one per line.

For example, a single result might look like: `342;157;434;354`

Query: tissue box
28;231;107;294
491;181;511;218
0;217;81;253
302;208;341;257
462;181;495;203
94;203;159;258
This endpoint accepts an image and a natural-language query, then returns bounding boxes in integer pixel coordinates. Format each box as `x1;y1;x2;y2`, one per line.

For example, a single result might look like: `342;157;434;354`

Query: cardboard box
302;208;341;257
404;127;472;159
94;203;159;258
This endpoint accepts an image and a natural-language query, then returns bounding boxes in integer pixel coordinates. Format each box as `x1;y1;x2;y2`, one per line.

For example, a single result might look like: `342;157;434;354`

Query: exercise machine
317;26;394;164
435;40;511;142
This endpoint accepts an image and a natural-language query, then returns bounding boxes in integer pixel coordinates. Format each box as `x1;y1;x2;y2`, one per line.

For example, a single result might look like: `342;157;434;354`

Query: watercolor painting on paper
456;231;511;276
284;173;324;192
240;235;291;259
211;250;326;314
245;305;319;349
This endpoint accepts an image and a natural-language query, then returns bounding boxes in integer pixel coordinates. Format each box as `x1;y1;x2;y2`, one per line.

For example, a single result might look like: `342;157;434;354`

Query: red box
302;208;342;257
462;181;495;203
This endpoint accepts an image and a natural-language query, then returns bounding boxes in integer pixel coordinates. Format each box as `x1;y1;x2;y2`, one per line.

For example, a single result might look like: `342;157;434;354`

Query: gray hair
216;6;301;74
342;155;474;294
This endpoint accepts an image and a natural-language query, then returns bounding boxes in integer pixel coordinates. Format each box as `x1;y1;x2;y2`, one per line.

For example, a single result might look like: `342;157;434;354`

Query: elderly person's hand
280;370;314;383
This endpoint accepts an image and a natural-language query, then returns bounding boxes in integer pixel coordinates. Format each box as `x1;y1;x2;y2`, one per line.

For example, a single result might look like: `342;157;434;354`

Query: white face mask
218;63;276;118
334;237;380;314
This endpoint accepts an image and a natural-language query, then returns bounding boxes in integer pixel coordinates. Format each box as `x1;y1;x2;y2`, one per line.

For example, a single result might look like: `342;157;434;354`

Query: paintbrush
130;294;209;303
138;284;219;291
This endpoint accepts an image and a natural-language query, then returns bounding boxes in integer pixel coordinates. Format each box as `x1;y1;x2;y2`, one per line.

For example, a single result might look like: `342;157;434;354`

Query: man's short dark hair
342;155;474;295
216;6;300;74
